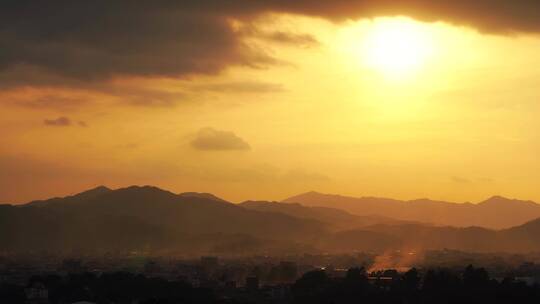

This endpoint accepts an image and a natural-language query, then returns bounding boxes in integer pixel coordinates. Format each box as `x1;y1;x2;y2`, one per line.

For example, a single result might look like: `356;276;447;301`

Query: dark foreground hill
0;186;324;254
283;192;540;229
3;186;540;255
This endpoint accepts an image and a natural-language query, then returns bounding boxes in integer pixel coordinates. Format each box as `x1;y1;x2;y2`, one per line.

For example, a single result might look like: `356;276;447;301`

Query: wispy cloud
191;128;251;151
43;116;87;127
43;116;71;127
192;81;285;94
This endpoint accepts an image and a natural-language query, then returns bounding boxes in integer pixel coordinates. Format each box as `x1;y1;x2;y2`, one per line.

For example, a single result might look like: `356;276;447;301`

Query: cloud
191;128;251;151
0;2;276;88
43;116;87;127
262;31;319;47
16;95;89;110
193;81;285;93
43;117;72;127
2;1;540;90
239;24;319;47
258;1;540;33
109;88;187;107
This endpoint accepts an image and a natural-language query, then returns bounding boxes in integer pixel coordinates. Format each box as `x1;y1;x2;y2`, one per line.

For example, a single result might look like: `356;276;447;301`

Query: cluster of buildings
6;251;540;303
0;252;373;303
0;252;373;283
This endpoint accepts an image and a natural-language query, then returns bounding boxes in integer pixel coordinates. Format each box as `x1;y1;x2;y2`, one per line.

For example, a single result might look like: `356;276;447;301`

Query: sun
362;18;435;77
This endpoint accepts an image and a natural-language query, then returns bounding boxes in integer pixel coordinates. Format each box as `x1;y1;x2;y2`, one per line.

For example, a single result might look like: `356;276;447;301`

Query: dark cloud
2;0;540;89
247;1;540;33
0;65;87;89
191;128;251;151
0;1;274;87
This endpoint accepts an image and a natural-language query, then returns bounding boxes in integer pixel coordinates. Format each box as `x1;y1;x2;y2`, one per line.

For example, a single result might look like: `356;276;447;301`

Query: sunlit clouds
1;3;540;203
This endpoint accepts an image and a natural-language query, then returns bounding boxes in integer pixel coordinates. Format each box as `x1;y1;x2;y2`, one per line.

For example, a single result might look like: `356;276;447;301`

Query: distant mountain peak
123;185;158;191
485;195;509;201
241;200;304;207
178;192;228;203
25;185;112;207
283;191;330;201
80;185;111;195
290;191;324;197
111;185;180;198
62;185;111;200
66;185;113;201
480;195;536;206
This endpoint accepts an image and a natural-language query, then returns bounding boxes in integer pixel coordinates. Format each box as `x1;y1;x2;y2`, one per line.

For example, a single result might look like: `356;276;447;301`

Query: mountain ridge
4;186;540;255
239;200;412;231
0;185;326;254
283;192;540;229
178;192;228;203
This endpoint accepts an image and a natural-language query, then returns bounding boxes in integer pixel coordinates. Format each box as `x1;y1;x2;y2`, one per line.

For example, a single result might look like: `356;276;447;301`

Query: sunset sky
2;1;540;203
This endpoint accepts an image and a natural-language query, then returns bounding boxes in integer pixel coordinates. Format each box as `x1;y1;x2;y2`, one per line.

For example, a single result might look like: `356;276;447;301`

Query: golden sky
1;3;540;203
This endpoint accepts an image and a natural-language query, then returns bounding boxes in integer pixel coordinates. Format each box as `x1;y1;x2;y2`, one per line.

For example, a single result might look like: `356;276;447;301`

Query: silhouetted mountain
327;218;540;253
26;185;112;207
239;200;406;231
498;218;540;252
5;186;540;255
0;186;324;254
310;219;540;254
178;192;228;203
283;192;540;229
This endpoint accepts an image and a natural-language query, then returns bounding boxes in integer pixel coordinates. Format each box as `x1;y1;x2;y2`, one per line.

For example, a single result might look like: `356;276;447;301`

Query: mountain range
1;186;324;254
239;200;407;231
2;186;540;255
283;191;540;229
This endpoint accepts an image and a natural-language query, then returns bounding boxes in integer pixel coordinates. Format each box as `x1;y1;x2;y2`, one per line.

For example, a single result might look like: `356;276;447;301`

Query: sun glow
362;18;435;77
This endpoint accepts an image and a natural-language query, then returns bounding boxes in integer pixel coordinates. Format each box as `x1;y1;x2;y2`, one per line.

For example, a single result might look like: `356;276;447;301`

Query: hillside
239;200;406;231
0;186;325;254
178;192;228;203
316;219;540;254
283;192;540;229
4;186;540;255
